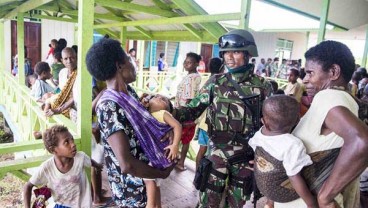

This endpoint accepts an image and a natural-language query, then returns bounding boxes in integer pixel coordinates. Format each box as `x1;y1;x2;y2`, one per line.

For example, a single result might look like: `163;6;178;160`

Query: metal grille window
275;39;293;60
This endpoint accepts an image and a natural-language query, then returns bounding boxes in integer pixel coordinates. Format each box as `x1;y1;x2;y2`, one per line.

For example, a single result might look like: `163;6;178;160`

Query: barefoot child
249;95;317;208
23;125;102;208
141;93;182;208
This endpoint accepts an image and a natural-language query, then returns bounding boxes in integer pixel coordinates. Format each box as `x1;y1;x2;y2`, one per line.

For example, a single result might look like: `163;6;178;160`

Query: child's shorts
181;125;196;145
143;178;163;187
92;135;104;165
198;128;209;146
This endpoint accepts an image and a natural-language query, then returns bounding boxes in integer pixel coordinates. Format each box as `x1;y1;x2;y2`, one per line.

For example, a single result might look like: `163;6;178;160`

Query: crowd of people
16;29;368;208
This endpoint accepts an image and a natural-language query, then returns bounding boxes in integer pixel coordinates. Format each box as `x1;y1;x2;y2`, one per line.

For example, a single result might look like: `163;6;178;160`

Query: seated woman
85;38;174;207
43;47;78;119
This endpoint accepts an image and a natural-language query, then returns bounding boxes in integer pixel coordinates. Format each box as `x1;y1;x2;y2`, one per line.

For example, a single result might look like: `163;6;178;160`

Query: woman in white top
291;40;368;208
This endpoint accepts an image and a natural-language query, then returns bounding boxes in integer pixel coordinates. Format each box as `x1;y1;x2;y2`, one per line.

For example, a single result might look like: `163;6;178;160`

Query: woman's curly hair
86;38;127;81
305;40;355;83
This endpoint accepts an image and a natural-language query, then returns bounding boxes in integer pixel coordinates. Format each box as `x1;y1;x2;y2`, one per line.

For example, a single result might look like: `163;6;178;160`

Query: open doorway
11;21;41;71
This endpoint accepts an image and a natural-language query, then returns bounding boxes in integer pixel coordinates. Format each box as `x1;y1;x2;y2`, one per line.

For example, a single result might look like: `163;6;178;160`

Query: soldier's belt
210;131;251;145
210;131;235;144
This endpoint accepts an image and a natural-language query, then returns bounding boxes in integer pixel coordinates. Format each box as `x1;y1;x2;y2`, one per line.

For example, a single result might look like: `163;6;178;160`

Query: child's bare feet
93;197;115;207
175;163;187;171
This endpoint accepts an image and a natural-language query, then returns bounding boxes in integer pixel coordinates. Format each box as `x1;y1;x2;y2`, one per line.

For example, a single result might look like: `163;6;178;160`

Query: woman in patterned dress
86;38;174;208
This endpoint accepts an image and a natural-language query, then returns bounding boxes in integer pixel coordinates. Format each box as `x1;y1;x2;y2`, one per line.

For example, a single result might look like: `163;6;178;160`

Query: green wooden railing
132;70;211;96
0;70;81;181
0;69;287;181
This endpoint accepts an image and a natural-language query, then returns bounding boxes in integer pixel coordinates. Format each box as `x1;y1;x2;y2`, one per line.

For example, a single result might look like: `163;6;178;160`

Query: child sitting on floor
141;93;182;208
23;125;102;208
249;95;316;208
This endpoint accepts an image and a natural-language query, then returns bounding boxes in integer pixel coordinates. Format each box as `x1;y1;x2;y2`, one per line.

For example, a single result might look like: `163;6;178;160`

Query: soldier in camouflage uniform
173;29;272;207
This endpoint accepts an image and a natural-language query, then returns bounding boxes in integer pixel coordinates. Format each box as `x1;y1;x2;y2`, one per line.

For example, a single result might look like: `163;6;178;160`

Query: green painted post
77;0;94;160
164;41;168;58
317;0;330;43
303;31;310;67
17;13;25;86
120;26;127;50
362;25;368;68
239;0;251;29
137;40;144;89
0;21;4;71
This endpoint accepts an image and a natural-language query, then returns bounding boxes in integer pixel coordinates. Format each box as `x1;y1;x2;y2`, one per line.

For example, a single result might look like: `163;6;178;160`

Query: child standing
195;57;222;170
46;39;58;66
23;125;102;208
249;95;316;208
142;93;182;208
174;52;201;171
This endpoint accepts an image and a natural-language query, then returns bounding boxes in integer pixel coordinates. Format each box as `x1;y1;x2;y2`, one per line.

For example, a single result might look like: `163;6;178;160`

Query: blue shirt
158;58;164;71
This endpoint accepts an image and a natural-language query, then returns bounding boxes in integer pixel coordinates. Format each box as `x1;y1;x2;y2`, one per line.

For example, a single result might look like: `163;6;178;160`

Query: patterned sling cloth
50;70;77;118
98;89;173;169
254;147;340;202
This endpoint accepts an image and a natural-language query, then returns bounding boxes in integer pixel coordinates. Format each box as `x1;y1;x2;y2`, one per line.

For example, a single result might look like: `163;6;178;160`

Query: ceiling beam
134;26;152;39
126;30;216;42
151;0;172;10
58;0;75;10
1;0;24;4
39;5;125;22
96;28;119;39
170;0;227;39
183;24;202;40
0;2;23;14
99;5;154;40
151;0;203;41
0;10;12;19
25;13;77;23
4;0;53;19
95;0;177;18
94;12;240;28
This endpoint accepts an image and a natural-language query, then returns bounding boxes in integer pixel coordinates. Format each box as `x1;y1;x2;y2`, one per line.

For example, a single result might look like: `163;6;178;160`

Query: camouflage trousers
198;142;252;208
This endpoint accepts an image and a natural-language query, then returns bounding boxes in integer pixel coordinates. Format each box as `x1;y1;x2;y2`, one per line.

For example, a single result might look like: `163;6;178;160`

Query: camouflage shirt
174;69;272;144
